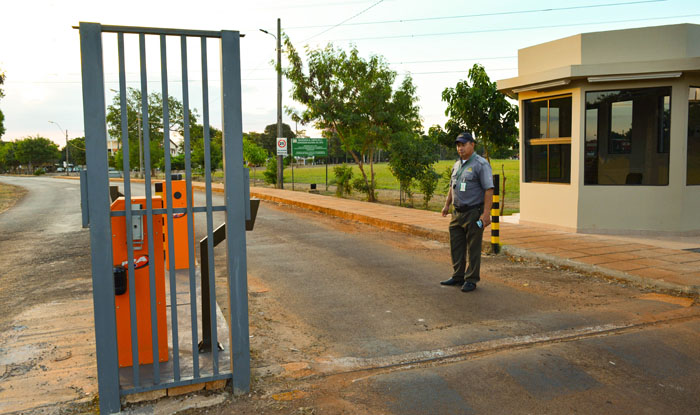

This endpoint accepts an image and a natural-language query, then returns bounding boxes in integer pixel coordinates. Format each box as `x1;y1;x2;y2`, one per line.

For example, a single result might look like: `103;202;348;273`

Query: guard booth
78;23;251;414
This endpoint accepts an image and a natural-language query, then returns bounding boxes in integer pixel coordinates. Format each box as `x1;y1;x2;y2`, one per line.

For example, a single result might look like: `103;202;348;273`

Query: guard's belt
454;204;482;213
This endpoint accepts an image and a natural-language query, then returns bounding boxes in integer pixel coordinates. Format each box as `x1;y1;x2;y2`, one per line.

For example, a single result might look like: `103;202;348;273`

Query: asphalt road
244;188;700;414
0;176;91;331
1;176;699;415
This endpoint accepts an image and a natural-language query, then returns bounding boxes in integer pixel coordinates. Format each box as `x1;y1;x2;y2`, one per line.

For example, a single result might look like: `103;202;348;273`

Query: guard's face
456;141;474;159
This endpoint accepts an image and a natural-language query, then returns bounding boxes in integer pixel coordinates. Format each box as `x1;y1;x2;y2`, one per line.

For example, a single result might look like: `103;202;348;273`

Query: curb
501;245;699;296
249;190;451;243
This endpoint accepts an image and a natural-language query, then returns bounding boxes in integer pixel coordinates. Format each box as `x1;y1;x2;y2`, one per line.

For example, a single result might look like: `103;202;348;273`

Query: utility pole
260;19;284;189
276;18;283;189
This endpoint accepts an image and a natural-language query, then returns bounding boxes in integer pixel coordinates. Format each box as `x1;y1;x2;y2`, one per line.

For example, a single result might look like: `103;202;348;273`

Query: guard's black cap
455;132;475;144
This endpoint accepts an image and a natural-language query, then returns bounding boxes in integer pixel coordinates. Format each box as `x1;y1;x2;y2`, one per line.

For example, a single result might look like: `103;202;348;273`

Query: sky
1;0;700;147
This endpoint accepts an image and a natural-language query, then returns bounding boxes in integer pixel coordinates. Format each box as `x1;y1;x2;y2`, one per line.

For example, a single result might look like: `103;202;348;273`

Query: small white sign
276;137;288;156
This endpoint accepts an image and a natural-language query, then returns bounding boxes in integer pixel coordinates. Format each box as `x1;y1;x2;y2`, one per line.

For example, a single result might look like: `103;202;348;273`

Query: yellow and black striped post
491;174;500;254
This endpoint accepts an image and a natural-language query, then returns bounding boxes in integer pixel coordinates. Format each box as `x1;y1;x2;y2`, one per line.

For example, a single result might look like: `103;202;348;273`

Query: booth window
524;95;572;183
584;87;671;185
688;87;700;185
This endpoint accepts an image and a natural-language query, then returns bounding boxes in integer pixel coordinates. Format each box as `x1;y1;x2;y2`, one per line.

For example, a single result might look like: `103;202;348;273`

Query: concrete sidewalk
246;186;700;296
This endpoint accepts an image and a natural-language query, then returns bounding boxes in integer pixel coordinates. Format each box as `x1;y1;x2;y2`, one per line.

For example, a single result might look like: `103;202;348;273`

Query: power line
287;0;667;29
241;55;517;70
391;56;516;65
408;68;517;75
328;13;700;42
301;0;386;42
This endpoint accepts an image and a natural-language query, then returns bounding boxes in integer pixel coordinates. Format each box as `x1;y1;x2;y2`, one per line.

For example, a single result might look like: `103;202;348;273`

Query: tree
243;138;267;183
388;132;439;206
106;88;195;174
189;124;223;171
441;64;519;160
15;136;61;172
257;123;295;155
0;140;19;172
62;137;86;166
284;38;422;202
0;69;5;138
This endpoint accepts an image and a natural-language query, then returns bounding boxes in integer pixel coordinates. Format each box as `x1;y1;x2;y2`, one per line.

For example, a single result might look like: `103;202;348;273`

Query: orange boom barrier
111;196;168;368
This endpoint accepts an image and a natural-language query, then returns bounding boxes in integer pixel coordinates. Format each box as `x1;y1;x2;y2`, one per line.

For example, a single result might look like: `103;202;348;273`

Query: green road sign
291;138;327;157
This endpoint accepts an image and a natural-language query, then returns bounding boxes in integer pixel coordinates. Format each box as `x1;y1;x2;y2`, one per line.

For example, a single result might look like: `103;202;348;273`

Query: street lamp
48;121;69;176
260;18;284;189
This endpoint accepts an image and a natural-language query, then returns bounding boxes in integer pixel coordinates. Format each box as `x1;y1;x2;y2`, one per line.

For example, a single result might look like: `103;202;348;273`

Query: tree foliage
106;88;195;173
257;123;296;155
0;140;19;172
0;69;5;138
243;138;267;167
62;136;86;166
388;132;439;206
14;136;61;172
283;38;422;202
189;124;223;171
441;64;518;160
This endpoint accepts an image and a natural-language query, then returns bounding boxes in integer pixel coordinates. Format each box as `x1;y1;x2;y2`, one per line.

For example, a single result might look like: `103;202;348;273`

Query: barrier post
491;174;500;254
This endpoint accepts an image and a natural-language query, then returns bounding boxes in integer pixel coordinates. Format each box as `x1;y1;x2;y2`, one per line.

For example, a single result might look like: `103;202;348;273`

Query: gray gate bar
80;169;89;228
181;34;200;379
161;33;181;382
221;30;251;394
79;22;121;414
201;37;220;375
139;33;161;384
118;32;142;387
110;206;226;216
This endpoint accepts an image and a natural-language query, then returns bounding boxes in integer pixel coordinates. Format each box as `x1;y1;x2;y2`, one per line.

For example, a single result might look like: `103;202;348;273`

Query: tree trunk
333;123;376;202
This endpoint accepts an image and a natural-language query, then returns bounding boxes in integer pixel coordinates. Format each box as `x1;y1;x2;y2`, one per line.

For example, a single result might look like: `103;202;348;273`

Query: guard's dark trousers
449;208;483;283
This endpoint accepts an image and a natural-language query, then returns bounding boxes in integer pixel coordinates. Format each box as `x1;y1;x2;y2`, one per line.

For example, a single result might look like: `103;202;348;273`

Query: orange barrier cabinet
156;180;195;270
111;197;169;368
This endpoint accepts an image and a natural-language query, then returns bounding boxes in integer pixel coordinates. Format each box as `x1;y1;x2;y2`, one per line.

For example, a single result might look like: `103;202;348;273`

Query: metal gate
78;22;250;414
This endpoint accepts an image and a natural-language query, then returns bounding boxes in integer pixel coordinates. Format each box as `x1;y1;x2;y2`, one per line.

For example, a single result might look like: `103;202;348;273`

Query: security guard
440;132;494;292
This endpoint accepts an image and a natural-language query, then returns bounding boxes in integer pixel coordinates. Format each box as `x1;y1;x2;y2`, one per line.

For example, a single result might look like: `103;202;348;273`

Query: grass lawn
0;183;27;215
250;159;521;215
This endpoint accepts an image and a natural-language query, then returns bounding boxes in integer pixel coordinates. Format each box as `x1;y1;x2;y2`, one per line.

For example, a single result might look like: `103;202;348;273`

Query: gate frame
79;22;250;414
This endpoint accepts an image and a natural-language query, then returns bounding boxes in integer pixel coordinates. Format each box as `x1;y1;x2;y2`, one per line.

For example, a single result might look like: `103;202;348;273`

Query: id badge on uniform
459;182;466;192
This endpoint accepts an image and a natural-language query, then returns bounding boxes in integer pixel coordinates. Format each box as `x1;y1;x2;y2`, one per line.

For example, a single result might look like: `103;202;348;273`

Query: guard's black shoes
440;277;465;286
461;282;477;292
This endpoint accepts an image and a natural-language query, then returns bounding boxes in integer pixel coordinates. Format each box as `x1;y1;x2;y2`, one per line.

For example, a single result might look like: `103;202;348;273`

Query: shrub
440;165;453;195
33;168;46;176
352;177;377;201
263;157;277;185
333;164;353;196
418;168;440;208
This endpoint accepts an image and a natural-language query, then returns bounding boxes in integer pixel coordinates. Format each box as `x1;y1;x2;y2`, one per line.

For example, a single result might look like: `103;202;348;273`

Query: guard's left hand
480;213;491;227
